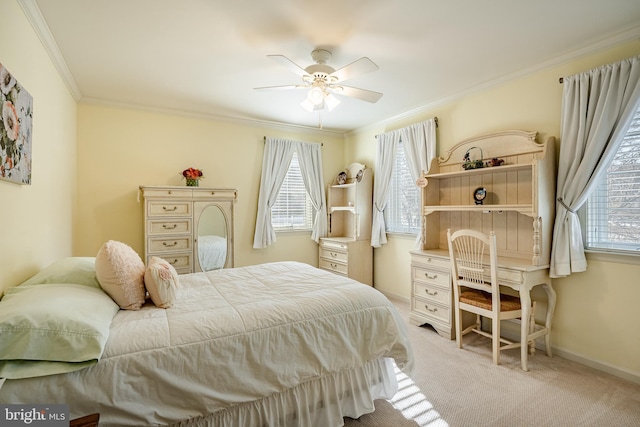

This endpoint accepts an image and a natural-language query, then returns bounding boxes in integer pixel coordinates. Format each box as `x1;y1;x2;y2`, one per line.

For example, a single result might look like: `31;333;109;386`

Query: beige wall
0;1;77;294
75;104;345;268
346;41;640;378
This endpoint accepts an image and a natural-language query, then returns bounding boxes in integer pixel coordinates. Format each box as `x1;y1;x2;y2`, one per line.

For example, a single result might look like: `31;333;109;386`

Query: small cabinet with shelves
410;130;556;338
319;163;373;285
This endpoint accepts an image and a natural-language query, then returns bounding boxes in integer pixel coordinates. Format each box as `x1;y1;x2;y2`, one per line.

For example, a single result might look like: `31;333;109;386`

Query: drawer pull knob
331;263;338;269
163;241;178;247
163;224;177;229
424;273;438;280
162;206;178;212
169;259;178;265
330;252;338;257
424;305;438;313
424;289;438;296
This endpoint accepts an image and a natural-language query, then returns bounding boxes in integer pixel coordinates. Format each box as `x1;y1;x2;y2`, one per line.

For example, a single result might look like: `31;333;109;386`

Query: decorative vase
186;178;199;187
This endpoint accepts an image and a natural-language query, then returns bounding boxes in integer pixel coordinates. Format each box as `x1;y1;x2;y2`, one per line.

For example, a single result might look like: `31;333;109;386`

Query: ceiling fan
255;49;383;112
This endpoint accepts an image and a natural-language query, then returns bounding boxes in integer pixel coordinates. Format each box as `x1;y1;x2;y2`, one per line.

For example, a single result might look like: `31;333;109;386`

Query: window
271;151;314;231
384;141;421;234
584;106;640;254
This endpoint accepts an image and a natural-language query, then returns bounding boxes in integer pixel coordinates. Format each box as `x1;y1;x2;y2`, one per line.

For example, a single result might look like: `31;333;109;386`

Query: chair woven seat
460;289;522;311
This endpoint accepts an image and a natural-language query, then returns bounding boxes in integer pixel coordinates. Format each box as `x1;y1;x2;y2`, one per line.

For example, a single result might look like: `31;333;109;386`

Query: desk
409;249;556;371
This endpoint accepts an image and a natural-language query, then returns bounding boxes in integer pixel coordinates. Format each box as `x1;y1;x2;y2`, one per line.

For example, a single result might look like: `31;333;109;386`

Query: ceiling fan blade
254;84;307;91
267;54;309;78
330;57;378;82
333;85;383;103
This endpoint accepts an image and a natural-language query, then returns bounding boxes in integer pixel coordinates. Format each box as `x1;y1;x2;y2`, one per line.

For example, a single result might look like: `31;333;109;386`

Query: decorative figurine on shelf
181;167;204;187
462;147;485;170
473;187;487;205
336;171;347;185
486;157;505;167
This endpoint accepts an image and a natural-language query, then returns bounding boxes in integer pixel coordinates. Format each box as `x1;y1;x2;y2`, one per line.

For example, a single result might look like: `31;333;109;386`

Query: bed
0;259;413;426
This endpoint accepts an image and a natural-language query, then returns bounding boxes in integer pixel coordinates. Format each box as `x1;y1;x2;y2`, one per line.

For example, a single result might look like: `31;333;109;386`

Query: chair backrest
447;229;499;296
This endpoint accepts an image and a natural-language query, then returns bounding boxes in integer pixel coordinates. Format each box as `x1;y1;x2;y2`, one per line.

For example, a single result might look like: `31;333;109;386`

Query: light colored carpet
344;299;640;427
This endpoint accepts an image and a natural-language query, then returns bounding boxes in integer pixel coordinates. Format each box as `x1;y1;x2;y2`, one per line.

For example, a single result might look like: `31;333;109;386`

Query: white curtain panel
371;118;437;248
400;118;437;248
253;138;296;249
296;141;327;242
371;130;400;248
550;55;640;278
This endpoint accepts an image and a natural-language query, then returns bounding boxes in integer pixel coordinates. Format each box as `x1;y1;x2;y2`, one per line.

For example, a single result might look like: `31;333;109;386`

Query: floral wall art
1;63;33;185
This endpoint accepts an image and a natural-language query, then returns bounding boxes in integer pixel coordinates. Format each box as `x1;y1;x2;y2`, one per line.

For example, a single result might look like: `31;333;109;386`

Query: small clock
473;187;487;205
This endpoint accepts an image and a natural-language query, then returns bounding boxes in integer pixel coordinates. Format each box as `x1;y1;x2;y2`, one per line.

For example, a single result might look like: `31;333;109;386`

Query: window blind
272;152;314;230
586;107;640;253
385;141;421;234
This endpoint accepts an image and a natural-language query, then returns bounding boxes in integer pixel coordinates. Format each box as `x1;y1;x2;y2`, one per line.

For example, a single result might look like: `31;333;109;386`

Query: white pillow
95;240;146;310
144;256;179;308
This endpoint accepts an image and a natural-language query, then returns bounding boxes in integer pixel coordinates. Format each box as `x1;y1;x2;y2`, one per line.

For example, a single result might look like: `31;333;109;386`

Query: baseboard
497;320;640;385
385;292;640;386
377;289;410;305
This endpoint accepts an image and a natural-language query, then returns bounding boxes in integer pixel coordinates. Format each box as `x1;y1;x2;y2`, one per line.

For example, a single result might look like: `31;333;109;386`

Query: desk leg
542;281;556;358
519;289;532;372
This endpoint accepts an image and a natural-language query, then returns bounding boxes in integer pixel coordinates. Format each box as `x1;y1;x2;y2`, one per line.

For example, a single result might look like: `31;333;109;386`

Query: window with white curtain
271;151;314;231
384;140;421;234
583;106;640;254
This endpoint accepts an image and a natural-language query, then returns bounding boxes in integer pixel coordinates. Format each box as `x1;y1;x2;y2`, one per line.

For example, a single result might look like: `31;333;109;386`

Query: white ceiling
24;0;640;133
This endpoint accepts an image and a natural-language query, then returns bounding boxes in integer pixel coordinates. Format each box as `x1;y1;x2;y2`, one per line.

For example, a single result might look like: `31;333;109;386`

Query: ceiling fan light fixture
300;98;323;112
324;93;340;111
307;86;324;105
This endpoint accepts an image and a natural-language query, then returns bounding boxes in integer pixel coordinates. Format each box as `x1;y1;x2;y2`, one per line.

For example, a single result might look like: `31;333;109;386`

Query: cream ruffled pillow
144;257;179;308
95;240;146;310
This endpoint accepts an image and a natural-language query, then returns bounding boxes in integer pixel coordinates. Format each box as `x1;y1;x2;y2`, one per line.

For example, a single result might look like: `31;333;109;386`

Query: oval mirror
197;204;228;271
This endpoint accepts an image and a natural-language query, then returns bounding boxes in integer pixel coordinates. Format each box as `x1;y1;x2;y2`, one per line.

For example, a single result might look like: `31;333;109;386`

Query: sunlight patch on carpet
389;365;449;427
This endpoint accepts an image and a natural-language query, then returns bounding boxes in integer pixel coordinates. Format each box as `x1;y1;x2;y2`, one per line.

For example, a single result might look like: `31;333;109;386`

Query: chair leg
492;316;500;365
455;303;463;349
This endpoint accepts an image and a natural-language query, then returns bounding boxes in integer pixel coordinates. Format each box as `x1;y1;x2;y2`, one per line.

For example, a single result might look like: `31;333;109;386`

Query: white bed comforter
2;262;413;426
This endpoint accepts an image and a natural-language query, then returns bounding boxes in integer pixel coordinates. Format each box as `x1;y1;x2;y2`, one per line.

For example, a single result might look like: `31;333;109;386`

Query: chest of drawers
140;186;236;274
319;238;372;286
409;250;453;339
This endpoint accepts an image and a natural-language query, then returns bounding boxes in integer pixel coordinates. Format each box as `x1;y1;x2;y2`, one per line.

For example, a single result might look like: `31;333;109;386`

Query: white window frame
384;140;421;235
271;151;314;232
581;105;640;257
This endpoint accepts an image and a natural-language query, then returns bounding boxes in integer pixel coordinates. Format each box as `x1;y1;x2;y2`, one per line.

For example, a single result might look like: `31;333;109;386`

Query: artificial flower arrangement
181;167;204;186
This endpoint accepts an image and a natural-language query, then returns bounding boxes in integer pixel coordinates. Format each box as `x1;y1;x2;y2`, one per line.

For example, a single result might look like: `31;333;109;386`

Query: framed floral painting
1;62;33;185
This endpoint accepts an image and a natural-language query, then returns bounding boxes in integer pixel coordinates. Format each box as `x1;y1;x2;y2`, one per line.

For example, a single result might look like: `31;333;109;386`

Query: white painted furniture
448;229;547;371
319;163;373;285
140;186;237;273
410;130;557;370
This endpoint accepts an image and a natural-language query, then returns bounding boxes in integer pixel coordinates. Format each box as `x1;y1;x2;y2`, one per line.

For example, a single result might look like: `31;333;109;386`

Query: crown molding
79;97;346;137
349;23;640;137
18;0;82;100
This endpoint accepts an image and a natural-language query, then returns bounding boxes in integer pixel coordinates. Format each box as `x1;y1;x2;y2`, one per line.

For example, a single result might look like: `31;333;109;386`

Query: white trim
79;97;346;137
499;321;640;385
18;0;82;100
348;24;640;137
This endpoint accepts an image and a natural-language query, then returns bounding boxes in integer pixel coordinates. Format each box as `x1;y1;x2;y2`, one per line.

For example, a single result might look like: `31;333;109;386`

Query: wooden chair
447;229;535;367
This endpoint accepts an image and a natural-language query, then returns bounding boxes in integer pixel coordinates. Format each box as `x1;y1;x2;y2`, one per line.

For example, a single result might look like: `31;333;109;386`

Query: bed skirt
172;357;398;427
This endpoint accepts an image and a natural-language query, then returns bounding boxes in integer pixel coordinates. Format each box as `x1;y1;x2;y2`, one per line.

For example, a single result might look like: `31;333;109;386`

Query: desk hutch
409;130;557;370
